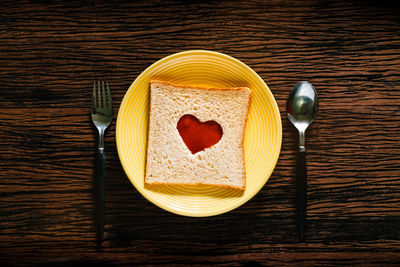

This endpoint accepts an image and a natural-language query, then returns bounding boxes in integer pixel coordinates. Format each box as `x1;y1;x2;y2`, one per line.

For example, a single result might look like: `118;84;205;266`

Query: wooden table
1;0;399;266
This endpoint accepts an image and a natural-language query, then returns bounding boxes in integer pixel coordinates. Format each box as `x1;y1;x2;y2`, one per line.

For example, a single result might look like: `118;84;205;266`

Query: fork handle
96;150;106;239
296;150;307;241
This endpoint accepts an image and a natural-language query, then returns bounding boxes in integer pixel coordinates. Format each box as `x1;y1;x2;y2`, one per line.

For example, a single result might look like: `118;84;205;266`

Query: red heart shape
177;114;223;154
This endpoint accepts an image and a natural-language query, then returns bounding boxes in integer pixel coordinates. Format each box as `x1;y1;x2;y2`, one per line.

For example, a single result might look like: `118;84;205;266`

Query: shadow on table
15;259;117;267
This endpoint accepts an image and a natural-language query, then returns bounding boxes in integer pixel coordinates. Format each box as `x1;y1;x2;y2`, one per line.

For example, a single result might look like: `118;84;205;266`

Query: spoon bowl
287;81;318;133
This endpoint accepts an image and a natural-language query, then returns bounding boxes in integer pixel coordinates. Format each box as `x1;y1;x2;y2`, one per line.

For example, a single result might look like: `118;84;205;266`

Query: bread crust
145;80;251;191
150;80;251;94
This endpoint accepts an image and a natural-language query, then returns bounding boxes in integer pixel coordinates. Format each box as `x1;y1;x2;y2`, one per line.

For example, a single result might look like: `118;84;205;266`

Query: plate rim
116;49;282;217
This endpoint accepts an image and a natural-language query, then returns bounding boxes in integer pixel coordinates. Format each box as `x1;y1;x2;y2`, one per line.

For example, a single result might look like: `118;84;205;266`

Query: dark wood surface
1;0;400;266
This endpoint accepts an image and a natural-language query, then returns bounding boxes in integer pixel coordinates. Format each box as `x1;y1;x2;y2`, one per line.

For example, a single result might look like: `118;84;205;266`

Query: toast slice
145;80;251;190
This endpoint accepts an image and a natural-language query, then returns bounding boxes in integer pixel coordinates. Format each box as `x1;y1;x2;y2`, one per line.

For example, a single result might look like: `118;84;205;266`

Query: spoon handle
296;150;307;241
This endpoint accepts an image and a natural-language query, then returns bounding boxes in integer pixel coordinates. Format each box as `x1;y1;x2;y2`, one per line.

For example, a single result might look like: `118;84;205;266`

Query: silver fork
91;81;113;239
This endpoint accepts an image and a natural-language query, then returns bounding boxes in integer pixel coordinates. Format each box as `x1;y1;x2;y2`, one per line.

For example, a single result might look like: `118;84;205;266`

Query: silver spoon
287;81;318;241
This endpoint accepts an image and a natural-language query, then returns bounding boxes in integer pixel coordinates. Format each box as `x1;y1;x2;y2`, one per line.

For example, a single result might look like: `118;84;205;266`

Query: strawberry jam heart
177;114;223;154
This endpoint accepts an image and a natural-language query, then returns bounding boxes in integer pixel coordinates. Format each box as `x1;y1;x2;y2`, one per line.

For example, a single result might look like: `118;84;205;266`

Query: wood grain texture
1;0;400;266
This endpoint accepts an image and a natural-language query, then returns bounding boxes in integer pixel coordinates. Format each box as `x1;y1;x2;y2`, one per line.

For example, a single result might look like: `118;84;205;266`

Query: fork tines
92;81;112;109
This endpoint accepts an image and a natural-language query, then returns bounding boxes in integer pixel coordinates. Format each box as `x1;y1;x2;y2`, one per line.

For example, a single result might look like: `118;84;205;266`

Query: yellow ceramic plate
116;50;282;217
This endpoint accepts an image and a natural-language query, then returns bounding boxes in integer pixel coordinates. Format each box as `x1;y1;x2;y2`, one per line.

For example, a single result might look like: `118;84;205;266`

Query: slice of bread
145;80;251;190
